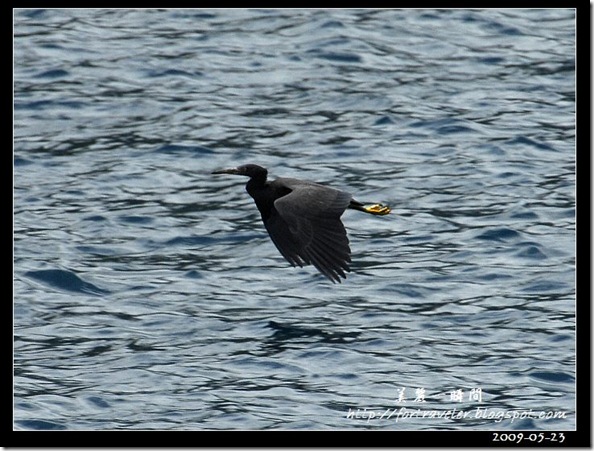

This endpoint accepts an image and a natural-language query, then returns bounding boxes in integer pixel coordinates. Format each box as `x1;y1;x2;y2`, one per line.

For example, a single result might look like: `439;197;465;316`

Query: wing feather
265;182;353;283
264;212;309;267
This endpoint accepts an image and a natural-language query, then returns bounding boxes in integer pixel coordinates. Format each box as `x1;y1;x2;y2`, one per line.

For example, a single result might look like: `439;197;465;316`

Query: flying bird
212;164;390;283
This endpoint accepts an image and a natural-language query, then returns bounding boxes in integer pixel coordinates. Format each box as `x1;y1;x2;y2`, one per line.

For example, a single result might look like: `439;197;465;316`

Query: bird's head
212;164;268;180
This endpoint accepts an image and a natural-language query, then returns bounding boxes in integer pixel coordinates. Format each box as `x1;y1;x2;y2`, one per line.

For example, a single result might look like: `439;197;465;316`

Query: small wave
24;269;110;296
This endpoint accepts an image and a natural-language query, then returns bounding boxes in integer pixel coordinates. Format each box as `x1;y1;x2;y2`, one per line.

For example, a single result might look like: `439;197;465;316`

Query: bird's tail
349;200;391;215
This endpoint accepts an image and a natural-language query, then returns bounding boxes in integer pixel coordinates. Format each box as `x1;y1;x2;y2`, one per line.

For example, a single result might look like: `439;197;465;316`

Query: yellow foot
364;204;391;215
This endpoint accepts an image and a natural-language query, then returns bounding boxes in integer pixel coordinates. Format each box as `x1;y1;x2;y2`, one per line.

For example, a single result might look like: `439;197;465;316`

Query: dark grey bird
212;164;391;283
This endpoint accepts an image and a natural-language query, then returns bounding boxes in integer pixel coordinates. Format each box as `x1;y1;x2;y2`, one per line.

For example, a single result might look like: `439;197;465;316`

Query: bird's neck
246;177;274;221
246;174;267;192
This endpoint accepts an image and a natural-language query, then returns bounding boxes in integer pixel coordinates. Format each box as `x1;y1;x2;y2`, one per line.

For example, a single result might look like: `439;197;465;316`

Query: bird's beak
212;167;239;175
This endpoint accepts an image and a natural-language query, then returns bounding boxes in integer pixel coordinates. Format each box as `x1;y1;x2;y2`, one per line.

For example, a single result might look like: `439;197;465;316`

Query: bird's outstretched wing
264;180;352;283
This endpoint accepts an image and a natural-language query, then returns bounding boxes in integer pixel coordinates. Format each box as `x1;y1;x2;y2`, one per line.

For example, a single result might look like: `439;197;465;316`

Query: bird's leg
363;204;391;215
349;200;391;215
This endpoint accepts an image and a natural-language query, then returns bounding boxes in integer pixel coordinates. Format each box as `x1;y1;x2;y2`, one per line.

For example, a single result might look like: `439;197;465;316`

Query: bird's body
212;164;390;283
